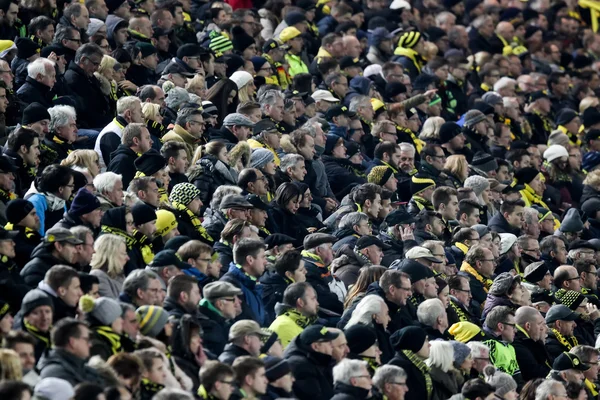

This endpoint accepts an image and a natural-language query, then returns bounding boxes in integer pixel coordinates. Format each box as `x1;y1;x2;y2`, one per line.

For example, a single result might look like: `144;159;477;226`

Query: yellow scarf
133;230;154;265
24;320;50;348
51;135;73;154
551;328;578;350
396;125;424;153
392;47;424;73
585;379;599;397
171;201;213;242
520;185;560;230
460;262;493;292
95;326;122;355
454;242;469;254
0;188;17;203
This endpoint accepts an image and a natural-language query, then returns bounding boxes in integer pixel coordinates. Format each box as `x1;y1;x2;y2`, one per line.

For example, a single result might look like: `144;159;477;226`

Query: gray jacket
89;269;123;299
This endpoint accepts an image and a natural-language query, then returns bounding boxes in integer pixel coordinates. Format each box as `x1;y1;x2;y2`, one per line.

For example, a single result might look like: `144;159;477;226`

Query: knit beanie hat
464;175;489;197
558;290;586;310
136;305;170;337
524;261;549;283
134;149;166;176
499;233;517;255
368;166;394;186
86;18;105;37
555;109;578;126
136;42;157;58
464;110;487;127
251;56;268;72
22;102;51;125
20;289;53;316
34;378;75;400
484;365;518;397
471;152;498;174
231;26;255;53
6;199;34;224
390;326;427;352
155;210;178;237
264;356;291;382
439;122;462;144
451;341;471;369
543;144;569;163
79;295;121;326
0;40;15;58
411;175;435;195
230;70;254;90
489;272;519;296
169;183;201;206
284;11;307;26
225;54;246;77
345;324;377;355
471;224;489;240
448;321;485;343
131;202;157;225
15;37;39;59
69;188;101;217
561;208;584;233
251;148;275;169
397;30;422;48
514;167;540;185
209;32;233;54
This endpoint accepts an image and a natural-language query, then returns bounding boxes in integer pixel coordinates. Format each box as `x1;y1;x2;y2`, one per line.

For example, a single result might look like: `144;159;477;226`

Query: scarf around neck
402;350;432;399
460;262;493;292
172;201;213;242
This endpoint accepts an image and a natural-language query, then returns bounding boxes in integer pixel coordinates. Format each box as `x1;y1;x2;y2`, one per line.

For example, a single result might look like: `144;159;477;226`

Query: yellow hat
155;209;178;237
280;27;302;43
448;321;485;343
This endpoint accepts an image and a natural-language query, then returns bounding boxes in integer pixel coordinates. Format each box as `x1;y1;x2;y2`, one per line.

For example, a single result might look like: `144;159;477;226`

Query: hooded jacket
488;212;521;235
190;154;237;207
343;77;374;107
20;243;70;288
106;15;127;48
331;245;371;288
220;262;266;326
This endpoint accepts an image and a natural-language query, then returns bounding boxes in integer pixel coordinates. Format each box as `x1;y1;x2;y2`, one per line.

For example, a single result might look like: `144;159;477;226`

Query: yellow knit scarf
551;328;578;350
460;262;493;292
172;201;213;242
95;326;122;355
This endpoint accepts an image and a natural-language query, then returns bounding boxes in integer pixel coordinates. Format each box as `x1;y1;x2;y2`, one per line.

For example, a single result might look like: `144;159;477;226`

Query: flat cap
203;281;243;301
223;113;255;127
303;233;337;250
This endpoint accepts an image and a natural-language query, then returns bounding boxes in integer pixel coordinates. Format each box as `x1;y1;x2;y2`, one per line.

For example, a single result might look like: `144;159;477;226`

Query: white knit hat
499;233;517;255
543;144;569;162
230;71;254;90
34;378;75;400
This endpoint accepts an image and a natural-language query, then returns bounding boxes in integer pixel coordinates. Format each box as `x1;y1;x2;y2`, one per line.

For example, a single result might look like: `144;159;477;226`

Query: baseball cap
311;90;339;102
545;304;578;324
229;320;271;341
405;246;442;263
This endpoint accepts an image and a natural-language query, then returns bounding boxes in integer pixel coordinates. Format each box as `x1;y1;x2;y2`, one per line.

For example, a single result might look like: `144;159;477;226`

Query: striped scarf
24;320;51;348
402;350;432;400
95;326;122;355
172;201;213;243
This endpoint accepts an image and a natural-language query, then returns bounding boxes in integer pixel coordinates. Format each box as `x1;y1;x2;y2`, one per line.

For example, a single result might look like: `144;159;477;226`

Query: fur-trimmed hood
228;141;251;173
280;135;297;154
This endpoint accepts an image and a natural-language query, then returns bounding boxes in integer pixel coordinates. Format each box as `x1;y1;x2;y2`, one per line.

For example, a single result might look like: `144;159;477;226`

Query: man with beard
270;282;319;348
545;305;580;359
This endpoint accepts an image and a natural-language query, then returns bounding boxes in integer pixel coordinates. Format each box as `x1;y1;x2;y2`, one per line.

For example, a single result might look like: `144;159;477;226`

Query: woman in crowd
90;234;129;299
60;150;101;178
444;155;469;189
270;182;309;247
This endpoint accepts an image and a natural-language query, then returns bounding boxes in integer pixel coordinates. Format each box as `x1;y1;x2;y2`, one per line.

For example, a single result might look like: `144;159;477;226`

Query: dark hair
415;210;442;230
275;250;303;277
45;265;79;292
379;270;410;294
232;356;265;386
221;219;251;242
352;183;383;206
452;227;477;243
432;186;457;209
37;164;74;193
128;177;157;194
200;360;234;391
0;381;32;399
139;85;161;102
28;16;54;36
74;383;104;400
166;275;197;299
206;78;239;125
111;47;133;64
6;127;39;152
161;141;187;161
374;141;398;159
74;43;104;64
51;318;88;348
282;282;312;306
2;330;36;350
461;379;495;399
107;353;144;385
458;199;480;220
448;275;468;291
237;168;260;190
500;199;525;215
506;149;529;165
292;73;313;94
233;238;266;265
275;182;304;209
540;235;565;256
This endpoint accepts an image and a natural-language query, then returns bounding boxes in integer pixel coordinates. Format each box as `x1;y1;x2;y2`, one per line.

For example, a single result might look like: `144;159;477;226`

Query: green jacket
483;337;520;376
269;307;316;348
285;53;309;77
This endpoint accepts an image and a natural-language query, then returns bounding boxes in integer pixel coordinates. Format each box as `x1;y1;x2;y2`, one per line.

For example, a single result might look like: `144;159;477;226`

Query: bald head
496;21;515;40
129;17;153;38
554;265;580;291
343;36;361;59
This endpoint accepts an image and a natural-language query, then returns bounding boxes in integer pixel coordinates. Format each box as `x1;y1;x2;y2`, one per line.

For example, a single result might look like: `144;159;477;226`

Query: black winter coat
488;212;521;235
284;335;335;400
64;62;111;129
208;126;240;150
42;132;73;166
512;329;552;382
322;155;366;200
38;348;105;386
191;154;237;208
302;254;344;315
378;232;417;268
259;271;289;324
330;245;370;288
330;383;370;400
107;144;138;188
0;257;30;311
270;206;309;248
213;240;233;274
218;343;251;365
388;351;429;400
16;77;55;108
198;300;231;356
201;210;227;245
20;243;70;288
545;330;578;360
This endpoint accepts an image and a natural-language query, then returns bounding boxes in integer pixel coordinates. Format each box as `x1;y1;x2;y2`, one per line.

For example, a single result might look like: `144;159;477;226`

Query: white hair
417;298;446;327
399;142;415;155
332;359;368;385
349;95;371;112
426;340;454;372
503;97;519;109
27;58;55;79
339;212;369;230
535;380;565;400
280;154;304;172
493;77;516;92
116;96;141;116
93;172;122;193
466;341;489;358
346;295;385;328
48;105;76;131
373;365;406;390
258;90;284;112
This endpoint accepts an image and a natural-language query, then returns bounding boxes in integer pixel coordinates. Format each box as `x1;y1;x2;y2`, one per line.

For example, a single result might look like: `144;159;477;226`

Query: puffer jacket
220;263;266;326
269;304;317;348
189;154;237;210
20;243;70;288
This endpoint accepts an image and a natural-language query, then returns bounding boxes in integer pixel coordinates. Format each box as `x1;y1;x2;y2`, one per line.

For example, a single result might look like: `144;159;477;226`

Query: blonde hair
420;116;445;141
186;74;205;92
579;96;599;114
91;234;127;279
237;83;254;103
584;169;600;189
98;55;117;77
61;150;100;177
142;103;161;121
444;154;469;182
0;349;22;380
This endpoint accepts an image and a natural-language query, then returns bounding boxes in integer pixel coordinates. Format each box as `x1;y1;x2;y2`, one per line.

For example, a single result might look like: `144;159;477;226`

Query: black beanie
390;326;427;352
225;54;245;77
69;188;101;217
264;356;291;382
40;44;65;58
345;324;377;355
6;199;34;224
134;150;166;176
22;102;51;125
439;122;462;144
15;37;39;59
231;26;255;53
514;167;540;185
131;202;157;225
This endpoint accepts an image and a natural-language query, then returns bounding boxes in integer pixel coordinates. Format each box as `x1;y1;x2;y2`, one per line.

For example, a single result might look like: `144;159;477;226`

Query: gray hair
417;298;446;327
349;95;371;112
332;359;368;385
165;87;190;109
93;172;122;194
119;301;135;316
48;105;77;131
280;154;304;172
426;340;453;372
258;89;284;112
122;269;159;300
153;389;194;400
399;142;415;155
210;185;243;210
70;226;93;243
568;248;590;260
494;77;516;92
522;207;539;226
373;365;406;389
301;118;323;138
535;380;565;400
27;58;55;79
117;96;141;116
339;212;368;230
74;43;103;64
466;342;489;358
435;11;455;25
346;295;385;328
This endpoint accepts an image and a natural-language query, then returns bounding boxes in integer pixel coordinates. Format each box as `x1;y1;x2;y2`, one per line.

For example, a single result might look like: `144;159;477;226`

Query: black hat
149;249;187;269
136;42;157;58
340;56;360;70
385;207;416;226
177;44;202;59
284;11;307;26
20;289;53;316
552;352;590;372
426;26;447;42
246;194;271;211
532;205;553;221
69;188;101;217
299;325;339;345
472;102;494;116
225;54;245;77
325;105;355;121
40;44;65;58
131;202;157;225
345;141;361;158
523;261;549;283
284;89;307;99
514;167;540;185
15;37;40;59
583;108;600;128
264;356;291;382
22;102;51;125
152;27;172;38
231;26;255;53
324;134;344;155
163;62;195;78
555;109;578;126
525;25;542;39
0;227;17;241
501;181;524;194
164;235;190;251
385;82;407;100
410;174;436;195
253;119;278;136
345;325;377;355
528;90;549;103
0;155;16;174
412;73;437;91
568;239;597;252
355;235;390;250
303;233;337;250
582;197;600;218
135;150;167;176
471;152;498;173
262;39;281;53
297;0;317;10
5;199;34;224
545;304;578;324
265;234;296;250
106;0;126;13
439;122;462;144
390;326;427;352
585;129;600;143
396;259;435;282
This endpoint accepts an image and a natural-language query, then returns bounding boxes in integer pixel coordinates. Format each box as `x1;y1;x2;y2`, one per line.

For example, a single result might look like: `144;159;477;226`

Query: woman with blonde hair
230;71;256;103
0;349;22;381
443;154;469;188
186;74;207;98
61;150;101;177
142;102;166;141
420;117;445;141
89;234;129;299
94;55;119;115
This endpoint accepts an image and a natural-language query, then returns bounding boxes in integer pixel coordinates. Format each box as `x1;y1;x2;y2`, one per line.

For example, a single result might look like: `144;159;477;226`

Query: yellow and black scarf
133;230;154;265
100;225;136;250
551;328;578;350
24;320;51;349
0;188;17;203
460;262;493;293
402;350;432;400
95;326;122;355
171;201;213;243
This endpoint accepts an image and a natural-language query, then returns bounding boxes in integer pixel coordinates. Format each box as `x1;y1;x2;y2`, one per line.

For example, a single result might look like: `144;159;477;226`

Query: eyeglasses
67;38;81;43
397;286;412;292
501;322;516;327
566;277;582;281
86;58;101;66
454;288;471;294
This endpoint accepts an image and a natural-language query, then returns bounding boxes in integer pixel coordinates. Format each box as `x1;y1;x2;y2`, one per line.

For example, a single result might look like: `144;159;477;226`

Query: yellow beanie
448;321;484;343
155;209;178;237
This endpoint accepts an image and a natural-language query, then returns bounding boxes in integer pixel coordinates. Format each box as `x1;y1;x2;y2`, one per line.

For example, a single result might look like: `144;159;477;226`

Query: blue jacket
221;263;266;325
27;193;67;235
